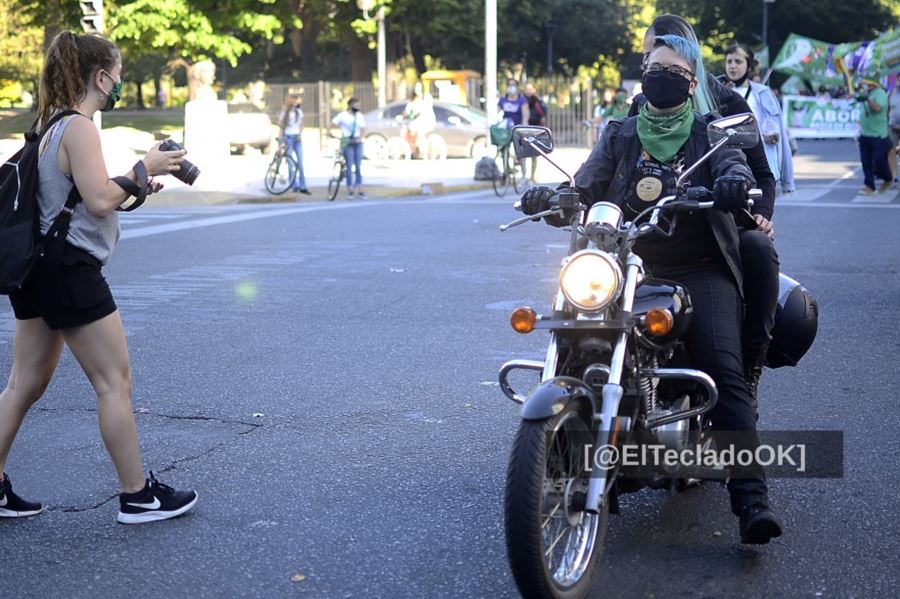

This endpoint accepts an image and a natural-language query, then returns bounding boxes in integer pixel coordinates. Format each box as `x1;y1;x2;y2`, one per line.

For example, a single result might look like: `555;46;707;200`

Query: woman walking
0;31;198;524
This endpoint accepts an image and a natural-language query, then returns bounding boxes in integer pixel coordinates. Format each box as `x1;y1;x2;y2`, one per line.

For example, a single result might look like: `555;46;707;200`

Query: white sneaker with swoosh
117;471;198;524
0;473;43;518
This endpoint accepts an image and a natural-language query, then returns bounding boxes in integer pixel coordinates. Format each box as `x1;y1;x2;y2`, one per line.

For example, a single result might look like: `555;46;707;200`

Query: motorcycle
497;115;817;599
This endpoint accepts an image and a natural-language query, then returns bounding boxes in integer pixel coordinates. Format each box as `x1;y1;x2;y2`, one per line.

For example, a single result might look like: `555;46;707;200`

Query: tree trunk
134;78;145;109
43;25;60;52
299;2;320;78
349;36;372;81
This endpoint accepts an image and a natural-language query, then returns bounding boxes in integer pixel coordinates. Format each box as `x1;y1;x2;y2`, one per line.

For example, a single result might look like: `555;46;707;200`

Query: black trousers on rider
739;229;780;354
651;263;769;515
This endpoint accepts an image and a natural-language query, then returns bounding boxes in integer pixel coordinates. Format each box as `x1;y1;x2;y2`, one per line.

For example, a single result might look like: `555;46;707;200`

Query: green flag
771;33;843;85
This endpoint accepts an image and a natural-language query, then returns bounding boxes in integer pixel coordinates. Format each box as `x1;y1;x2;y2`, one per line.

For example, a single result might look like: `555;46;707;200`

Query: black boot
739;502;783;544
743;344;768;421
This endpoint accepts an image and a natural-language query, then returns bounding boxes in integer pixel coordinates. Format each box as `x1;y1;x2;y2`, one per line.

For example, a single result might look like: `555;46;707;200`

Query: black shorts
9;243;117;330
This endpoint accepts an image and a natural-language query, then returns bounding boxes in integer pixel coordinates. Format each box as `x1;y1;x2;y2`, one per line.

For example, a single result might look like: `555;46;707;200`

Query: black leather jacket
628;74;777;220
573;113;754;297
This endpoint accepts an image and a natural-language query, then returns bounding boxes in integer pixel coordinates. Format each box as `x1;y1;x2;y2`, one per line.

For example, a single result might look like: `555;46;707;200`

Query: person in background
888;85;900;186
332;97;366;199
498;78;530;128
602;87;631;122
524;82;547;181
722;43;795;195
854;79;892;195
279;94;310;194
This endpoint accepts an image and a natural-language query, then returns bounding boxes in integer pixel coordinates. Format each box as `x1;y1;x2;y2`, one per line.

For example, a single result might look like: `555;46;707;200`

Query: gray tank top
38;115;121;265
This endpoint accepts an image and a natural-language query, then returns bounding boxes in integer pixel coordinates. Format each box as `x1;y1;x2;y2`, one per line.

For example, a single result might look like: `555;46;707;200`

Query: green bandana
637;101;694;164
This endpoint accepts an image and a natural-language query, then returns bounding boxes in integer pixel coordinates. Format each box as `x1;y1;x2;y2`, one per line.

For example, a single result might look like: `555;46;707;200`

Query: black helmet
766;274;818;368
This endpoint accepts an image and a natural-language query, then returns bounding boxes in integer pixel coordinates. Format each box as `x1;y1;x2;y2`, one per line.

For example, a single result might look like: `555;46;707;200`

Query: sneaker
0;473;42;518
878;180;893;193
739;502;782;544
859;186;876;196
357;191;368;199
299;188;311;195
117;471;198;525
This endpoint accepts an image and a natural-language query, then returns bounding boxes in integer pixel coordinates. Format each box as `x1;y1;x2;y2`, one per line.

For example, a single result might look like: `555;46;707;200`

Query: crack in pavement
35;406;264;430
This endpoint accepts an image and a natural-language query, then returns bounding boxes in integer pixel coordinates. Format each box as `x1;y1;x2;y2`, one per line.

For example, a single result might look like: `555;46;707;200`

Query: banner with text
782;95;861;139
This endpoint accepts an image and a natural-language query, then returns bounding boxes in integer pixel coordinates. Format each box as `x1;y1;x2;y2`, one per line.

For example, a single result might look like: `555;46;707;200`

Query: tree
657;0;899;66
0;0;43;104
108;0;294;99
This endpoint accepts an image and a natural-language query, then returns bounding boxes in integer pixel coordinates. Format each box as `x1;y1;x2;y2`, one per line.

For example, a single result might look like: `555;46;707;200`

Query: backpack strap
25;110;82;143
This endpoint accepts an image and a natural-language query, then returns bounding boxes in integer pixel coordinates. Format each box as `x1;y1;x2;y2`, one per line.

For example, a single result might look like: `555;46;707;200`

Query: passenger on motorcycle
633;14;780;417
522;34;782;544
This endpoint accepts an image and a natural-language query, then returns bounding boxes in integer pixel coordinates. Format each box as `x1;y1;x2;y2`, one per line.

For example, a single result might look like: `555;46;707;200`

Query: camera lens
158;139;200;186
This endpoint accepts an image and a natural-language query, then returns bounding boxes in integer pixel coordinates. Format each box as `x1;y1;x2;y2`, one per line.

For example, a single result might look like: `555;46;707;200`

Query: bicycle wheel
264;152;297;195
510;151;528;194
327;158;345;201
492;147;510;197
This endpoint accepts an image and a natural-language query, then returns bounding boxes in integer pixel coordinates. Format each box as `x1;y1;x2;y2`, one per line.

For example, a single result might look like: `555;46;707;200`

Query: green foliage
0;0;43;103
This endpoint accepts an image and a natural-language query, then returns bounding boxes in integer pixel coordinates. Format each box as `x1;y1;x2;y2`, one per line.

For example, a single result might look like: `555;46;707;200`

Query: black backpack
0;110;80;294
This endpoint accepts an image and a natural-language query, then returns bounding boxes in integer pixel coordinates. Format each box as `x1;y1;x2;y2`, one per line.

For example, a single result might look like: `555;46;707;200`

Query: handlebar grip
685;187;711;201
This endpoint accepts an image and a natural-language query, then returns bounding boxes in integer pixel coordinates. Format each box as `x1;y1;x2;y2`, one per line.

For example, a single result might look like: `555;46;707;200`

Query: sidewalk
2;128;593;206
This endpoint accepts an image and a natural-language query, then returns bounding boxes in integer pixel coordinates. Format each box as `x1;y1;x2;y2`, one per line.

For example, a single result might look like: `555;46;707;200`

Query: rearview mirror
512;125;554;159
707;112;759;149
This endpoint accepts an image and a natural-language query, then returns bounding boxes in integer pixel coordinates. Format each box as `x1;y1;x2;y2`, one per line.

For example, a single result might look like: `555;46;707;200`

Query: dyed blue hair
653;34;716;115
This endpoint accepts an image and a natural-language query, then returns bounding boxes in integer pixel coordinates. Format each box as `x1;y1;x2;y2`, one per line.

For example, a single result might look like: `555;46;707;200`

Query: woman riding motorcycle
521;34;782;544
629;14;780;416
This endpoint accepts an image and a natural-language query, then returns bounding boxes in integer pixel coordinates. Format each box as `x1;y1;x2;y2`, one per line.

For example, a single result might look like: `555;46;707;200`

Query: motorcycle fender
520;376;598;421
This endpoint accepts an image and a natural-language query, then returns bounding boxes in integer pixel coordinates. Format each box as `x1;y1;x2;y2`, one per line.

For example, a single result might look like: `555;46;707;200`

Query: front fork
584;254;643;514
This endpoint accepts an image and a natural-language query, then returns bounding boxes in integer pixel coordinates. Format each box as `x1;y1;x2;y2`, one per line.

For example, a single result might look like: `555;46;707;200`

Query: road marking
121;202;385;239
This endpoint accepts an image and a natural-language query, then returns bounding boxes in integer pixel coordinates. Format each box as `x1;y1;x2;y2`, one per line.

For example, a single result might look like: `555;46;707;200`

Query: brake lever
499;208;564;231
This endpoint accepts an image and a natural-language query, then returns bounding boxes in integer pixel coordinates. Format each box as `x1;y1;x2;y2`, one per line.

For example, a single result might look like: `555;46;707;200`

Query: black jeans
652;264;769;515
858;135;892;189
739;229;780;353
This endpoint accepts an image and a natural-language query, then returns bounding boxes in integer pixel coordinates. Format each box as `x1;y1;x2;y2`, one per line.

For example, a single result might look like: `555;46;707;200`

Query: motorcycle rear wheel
505;402;609;599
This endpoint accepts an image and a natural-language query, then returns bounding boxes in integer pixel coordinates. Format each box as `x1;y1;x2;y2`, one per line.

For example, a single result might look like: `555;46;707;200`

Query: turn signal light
644;308;673;337
510;307;537;334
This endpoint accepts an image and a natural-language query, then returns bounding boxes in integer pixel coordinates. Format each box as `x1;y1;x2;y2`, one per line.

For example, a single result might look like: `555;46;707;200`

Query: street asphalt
0;140;898;598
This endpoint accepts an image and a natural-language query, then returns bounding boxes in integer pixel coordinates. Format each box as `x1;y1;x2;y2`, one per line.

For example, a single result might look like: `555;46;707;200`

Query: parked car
227;103;276;154
361;100;488;160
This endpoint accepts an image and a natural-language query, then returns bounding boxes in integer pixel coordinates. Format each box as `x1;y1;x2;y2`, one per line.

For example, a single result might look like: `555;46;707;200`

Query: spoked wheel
386;136;412;161
264;153;297;195
506;402;609;599
510;151;528;194
327;157;344;201
492;149;510;197
422;133;448;161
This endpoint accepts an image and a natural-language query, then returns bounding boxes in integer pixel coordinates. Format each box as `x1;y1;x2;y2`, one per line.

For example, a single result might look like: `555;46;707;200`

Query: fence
265;78;596;150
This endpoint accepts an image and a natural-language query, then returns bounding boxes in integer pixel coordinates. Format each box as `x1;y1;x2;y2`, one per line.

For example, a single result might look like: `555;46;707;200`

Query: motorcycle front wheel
505;403;609;599
505;402;609;599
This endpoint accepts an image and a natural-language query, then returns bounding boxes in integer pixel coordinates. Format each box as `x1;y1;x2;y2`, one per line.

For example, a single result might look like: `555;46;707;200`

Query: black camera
158;139;200;185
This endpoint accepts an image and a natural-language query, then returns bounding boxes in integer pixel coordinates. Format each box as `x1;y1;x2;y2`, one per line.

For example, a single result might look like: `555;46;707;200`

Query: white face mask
507;85;518;96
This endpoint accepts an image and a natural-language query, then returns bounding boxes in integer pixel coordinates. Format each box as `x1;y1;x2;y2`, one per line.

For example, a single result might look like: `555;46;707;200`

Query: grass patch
0;109;184;140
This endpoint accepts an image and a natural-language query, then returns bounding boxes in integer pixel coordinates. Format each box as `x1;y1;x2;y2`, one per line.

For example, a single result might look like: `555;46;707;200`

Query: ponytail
38;31;119;128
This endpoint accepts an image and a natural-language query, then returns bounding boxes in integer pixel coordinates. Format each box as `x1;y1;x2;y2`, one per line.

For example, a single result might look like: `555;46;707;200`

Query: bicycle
326;144;348;201
490;125;526;197
264;139;298;195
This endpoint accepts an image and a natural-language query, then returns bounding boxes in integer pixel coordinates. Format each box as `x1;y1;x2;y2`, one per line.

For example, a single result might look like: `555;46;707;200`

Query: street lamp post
762;0;776;56
545;21;557;76
486;0;498;130
357;0;387;108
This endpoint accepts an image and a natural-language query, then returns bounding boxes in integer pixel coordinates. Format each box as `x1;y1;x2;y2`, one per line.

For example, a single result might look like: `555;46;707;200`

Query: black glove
712;175;750;212
520;186;555;215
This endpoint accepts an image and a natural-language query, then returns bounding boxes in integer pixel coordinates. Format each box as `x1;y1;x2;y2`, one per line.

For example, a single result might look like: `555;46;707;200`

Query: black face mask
728;71;750;87
642;70;692;110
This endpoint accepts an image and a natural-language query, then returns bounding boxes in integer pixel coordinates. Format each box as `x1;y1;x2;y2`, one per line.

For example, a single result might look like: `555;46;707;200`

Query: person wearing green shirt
855;79;892;194
602;87;631;121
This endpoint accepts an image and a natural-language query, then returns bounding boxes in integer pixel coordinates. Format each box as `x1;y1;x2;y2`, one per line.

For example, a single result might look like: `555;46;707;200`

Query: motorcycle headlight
559;250;623;312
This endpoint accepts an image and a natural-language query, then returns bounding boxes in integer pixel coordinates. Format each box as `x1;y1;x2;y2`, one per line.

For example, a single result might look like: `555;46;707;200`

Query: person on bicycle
524;83;547;181
332;97;366;199
521;34;782;545
278;94;310;194
498;78;529;128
